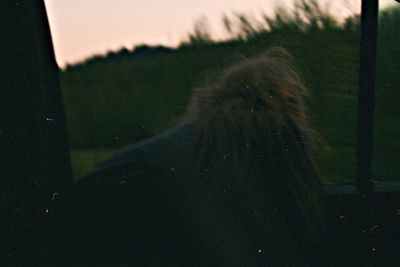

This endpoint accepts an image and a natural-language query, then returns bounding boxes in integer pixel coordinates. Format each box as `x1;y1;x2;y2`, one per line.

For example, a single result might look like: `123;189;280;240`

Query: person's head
186;48;309;127
184;47;324;248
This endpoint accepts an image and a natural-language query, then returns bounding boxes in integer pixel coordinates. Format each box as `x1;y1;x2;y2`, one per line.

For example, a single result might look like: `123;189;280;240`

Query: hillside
61;3;400;183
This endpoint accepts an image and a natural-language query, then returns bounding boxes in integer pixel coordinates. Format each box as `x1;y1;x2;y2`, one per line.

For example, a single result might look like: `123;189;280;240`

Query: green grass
70;148;119;181
373;114;400;181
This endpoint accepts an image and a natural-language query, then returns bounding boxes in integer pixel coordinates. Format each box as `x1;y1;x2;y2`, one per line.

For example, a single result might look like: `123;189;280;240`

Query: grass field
70;148;119;181
65;3;400;184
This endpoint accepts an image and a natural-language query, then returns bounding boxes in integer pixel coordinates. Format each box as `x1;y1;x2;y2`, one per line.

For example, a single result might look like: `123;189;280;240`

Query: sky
44;0;395;68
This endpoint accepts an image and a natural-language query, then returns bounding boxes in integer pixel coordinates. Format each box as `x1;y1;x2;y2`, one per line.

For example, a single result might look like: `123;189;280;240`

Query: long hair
183;48;324;250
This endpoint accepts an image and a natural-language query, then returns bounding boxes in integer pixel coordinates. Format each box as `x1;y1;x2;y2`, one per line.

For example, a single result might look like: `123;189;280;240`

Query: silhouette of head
184;47;324;248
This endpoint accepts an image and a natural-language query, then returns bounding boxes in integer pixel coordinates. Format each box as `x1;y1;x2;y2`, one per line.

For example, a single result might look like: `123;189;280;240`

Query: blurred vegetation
61;0;399;182
373;5;400;181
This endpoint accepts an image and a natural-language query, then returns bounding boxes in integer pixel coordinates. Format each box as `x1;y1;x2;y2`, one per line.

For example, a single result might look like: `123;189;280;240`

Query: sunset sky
44;0;394;67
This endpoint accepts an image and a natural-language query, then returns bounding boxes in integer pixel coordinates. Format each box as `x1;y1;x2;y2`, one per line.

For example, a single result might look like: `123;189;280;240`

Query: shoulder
78;124;194;184
61;125;197;265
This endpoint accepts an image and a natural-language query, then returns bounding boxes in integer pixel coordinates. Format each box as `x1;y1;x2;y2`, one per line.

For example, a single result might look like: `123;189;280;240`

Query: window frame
356;0;378;194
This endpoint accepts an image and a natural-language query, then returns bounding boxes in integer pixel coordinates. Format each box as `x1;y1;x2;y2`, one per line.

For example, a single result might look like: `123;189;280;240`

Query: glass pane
374;0;400;181
45;0;360;183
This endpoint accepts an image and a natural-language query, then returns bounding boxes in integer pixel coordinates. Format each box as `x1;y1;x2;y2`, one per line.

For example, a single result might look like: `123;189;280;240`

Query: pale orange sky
44;0;394;68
